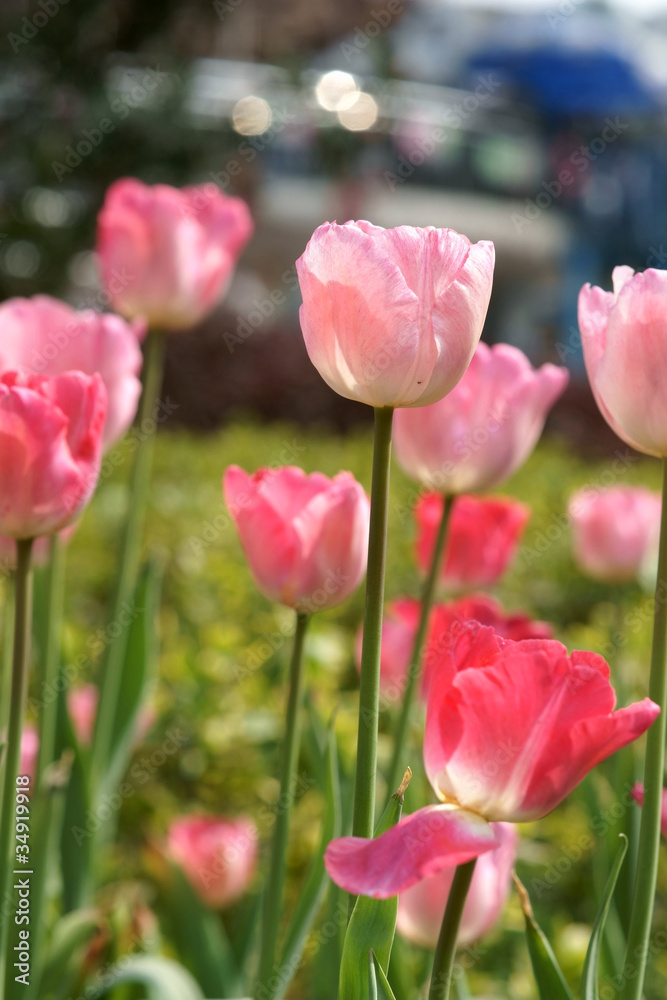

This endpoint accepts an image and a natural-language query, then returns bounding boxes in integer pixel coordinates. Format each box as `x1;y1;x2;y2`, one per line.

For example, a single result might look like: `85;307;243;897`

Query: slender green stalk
0;538;33;999
36;535;65;785
90;329;166;793
622;457;667;999
255;612;310;999
429;860;477;1000
386;492;453;797
352;406;394;841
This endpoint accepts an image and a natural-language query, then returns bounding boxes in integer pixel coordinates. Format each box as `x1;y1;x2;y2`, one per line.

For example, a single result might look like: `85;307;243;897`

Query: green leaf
338;769;411;1000
581;834;629;1000
371;951;398;1000
37;908;101;999
99;954;205;1000
276;720;341;998
514;873;574;1000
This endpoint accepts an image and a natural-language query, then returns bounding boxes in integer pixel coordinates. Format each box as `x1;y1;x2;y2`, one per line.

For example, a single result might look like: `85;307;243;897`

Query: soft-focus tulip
569;486;661;583
631;784;667;839
296;221;494;408
0;371;106;539
0;526;76;577
97;178;253;330
0;295;143;450
578;266;667;457
223;466;370;613
67;683;155;747
166;816;257;908
355;598;420;697
397;822;518;948
416;494;530;590
325;622;658;897
19;726;39;783
393;342;568;492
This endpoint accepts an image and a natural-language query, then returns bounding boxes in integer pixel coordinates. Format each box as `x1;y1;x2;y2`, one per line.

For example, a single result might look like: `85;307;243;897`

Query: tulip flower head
569;486;661;583
0;295;144;450
19;726;39;783
631;784;667;839
325;623;658;898
97;178;253;330
393;342;568;493
0;371;106;539
579;266;667;457
296;221;495;408
224;465;370;613
167;815;257;908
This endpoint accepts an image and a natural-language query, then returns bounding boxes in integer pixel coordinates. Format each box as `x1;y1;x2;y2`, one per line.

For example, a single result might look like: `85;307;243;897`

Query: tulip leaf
581;834;628;1000
98;954;205;1000
514;873;574;1000
37;908;102;999
277;719;342;998
371;950;398;1000
337;769;411;1000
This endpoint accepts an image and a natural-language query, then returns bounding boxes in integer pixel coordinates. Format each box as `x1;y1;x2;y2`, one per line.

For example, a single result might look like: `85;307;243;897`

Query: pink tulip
397;822;518;948
223;466;370;613
569;486;661;583
416;494;530;590
0;295;144;450
578;266;667;457
67;683;155;747
355;598;420;698
325;622;658;898
167;816;257;908
0;526;76;577
19;726;39;783
393;342;568;492
631;784;667;839
97;178;253;330
296;221;494;407
0;371;106;539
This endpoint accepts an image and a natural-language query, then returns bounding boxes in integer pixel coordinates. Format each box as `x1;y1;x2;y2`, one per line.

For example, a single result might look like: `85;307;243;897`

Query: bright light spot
25;188;73;227
2;241;40;278
336;92;379;131
232;96;272;135
315;70;358;111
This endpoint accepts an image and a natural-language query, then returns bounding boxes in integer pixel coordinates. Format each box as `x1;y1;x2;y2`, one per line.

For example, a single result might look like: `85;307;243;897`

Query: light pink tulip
631;784;667;839
569;486;662;583
0;295;144;450
67;683;155;747
223;466;370;613
167;815;257;908
325;622;658;898
19;726;39;783
579;266;667;457
0;371;106;539
397;822;518;948
97;178;253;330
393;342;568;492
416;494;530;590
296;221;494;407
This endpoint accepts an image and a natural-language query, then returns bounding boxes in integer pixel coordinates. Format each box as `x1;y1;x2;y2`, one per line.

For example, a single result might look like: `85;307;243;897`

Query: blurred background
1;0;665;445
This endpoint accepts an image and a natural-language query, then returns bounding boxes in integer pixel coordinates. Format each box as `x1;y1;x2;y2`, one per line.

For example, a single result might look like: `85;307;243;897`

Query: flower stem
90;329;165;794
0;538;33;999
429;859;477;1000
352;406;394;842
622;456;667;999
386;492;453;798
36;535;65;785
255;611;310;999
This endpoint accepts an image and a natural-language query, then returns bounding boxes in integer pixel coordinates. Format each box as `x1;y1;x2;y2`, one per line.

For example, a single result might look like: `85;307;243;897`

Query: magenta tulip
167;816;257;908
397;822;518;948
296;221;494;407
97;178;253;330
325;622;658;897
0;371;106;539
569;486;661;583
223;465;370;613
0;295;143;450
416;494;530;590
393;342;568;492
632;784;667;839
579;266;667;457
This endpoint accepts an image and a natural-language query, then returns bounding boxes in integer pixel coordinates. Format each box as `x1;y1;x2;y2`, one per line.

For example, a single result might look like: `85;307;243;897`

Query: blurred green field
14;421;667;999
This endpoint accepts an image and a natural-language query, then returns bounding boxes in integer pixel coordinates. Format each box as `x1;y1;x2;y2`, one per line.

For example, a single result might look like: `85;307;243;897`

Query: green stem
622;456;667;999
90;329;165;795
352;406;394;841
429;860;477;1000
36;535;66;785
386;493;453;798
0;538;33;999
255;612;310;999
